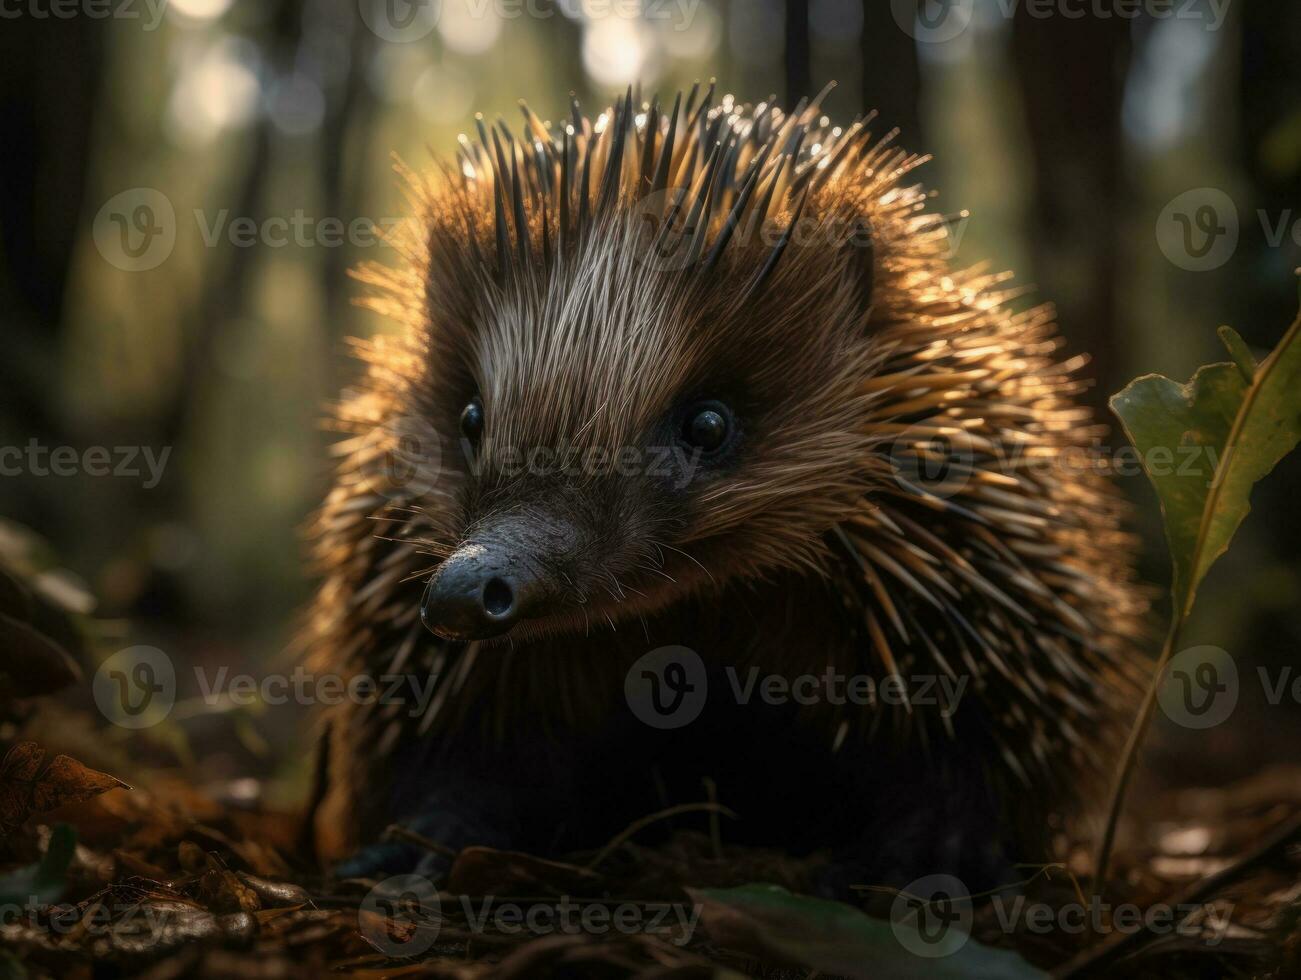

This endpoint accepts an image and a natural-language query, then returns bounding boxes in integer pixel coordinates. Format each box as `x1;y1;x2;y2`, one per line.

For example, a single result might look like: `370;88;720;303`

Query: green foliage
1096;297;1301;883
1111;313;1301;618
0;823;76;908
0;951;26;980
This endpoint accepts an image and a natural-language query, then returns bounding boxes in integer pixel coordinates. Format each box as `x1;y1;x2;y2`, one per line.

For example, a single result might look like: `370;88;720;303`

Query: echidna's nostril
482;577;515;618
421;543;549;640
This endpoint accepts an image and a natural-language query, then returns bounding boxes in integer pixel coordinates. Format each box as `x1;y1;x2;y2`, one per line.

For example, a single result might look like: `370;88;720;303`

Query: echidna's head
353;92;938;643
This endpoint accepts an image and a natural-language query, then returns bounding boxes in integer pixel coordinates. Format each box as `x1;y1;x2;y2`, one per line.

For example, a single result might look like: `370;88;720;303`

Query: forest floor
0;720;1298;980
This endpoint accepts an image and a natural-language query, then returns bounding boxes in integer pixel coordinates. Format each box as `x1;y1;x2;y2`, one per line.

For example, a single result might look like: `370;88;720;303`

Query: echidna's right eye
459;397;484;443
681;401;732;454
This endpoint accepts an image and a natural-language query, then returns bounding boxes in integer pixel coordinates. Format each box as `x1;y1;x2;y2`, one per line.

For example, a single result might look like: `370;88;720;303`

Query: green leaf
1217;326;1257;382
1095;301;1301;886
0;823;76;908
1110;310;1301;618
689;884;1046;980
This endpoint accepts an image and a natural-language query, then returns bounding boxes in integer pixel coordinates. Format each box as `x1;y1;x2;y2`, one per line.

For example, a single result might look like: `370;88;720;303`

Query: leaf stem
1091;614;1182;892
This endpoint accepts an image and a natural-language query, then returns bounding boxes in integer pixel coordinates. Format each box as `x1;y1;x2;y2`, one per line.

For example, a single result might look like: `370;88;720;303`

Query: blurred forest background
0;0;1298;809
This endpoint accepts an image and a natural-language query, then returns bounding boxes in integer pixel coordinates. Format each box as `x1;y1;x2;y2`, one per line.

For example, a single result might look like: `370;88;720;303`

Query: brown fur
305;87;1146;864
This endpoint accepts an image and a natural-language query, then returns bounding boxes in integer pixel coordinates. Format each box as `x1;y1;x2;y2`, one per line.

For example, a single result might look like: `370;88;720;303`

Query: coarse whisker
632;560;676;584
658;542;715;583
400;566;440;584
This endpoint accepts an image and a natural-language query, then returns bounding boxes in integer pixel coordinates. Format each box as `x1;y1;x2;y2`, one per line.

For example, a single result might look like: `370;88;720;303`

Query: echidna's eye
682;402;731;453
460;397;484;443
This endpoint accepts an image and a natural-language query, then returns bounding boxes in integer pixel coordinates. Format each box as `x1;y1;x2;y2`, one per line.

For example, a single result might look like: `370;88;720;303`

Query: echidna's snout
420;546;537;640
419;511;574;641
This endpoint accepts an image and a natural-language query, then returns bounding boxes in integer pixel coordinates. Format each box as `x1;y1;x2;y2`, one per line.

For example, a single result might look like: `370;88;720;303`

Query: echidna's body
307;86;1145;889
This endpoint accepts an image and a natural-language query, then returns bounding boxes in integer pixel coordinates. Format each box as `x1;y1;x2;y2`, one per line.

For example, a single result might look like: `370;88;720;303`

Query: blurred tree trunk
1010;13;1130;407
859;0;925;154
320;4;377;332
1238;0;1301;338
785;0;811;109
541;1;587;105
161;0;302;448
0;20;105;446
1235;0;1301;674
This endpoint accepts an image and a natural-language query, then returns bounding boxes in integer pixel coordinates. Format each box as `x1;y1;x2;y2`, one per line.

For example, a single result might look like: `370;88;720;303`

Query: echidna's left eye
681;401;731;453
460;397;484;443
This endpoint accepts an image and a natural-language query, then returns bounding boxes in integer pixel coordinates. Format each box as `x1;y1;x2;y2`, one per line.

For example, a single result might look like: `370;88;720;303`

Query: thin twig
585;803;738;870
381;823;462;861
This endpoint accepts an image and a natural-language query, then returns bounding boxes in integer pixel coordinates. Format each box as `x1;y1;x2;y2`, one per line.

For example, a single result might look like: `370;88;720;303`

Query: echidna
305;84;1145;891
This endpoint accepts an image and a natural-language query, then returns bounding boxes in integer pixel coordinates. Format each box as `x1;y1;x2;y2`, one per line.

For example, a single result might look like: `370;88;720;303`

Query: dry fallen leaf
0;741;130;837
